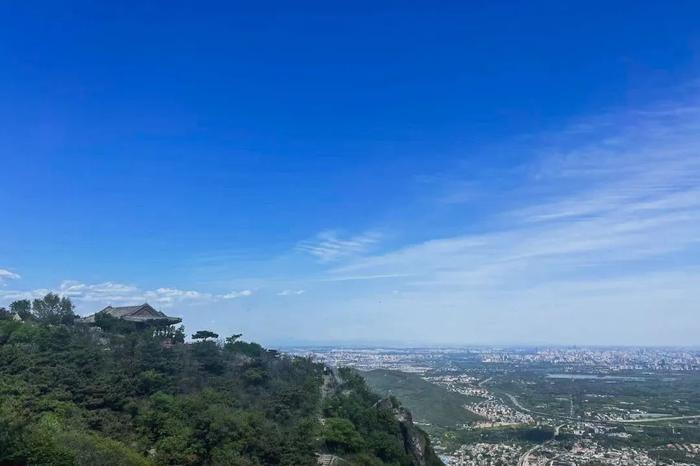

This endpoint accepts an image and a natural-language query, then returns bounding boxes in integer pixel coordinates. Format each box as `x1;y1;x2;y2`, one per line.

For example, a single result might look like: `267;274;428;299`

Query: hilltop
0;295;442;466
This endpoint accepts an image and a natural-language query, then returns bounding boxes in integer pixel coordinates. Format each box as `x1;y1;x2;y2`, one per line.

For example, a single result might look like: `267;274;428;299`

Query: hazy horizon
273;341;700;350
2;2;700;346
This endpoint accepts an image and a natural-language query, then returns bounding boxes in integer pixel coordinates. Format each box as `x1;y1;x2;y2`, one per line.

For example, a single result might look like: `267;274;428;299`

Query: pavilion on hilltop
79;303;182;326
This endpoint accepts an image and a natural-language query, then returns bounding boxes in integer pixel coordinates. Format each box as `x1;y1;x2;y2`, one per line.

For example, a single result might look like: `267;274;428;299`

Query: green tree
10;299;32;320
192;330;218;341
0;307;12;320
32;293;75;325
224;336;264;357
0;313;429;466
172;325;186;343
153;324;186;344
224;333;243;346
323;417;365;453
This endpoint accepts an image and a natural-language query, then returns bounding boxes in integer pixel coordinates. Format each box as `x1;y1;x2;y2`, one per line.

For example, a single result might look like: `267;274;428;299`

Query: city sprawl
287;347;700;465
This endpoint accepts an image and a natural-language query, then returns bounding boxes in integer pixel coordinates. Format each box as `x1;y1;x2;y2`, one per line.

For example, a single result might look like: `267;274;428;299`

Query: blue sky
2;1;700;345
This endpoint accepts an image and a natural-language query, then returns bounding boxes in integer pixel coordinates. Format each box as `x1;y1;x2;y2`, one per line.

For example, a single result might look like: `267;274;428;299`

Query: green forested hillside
362;369;483;430
0;295;441;466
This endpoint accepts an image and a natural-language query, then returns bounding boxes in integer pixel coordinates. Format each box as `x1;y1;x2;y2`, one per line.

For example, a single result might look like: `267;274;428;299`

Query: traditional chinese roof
79;303;181;325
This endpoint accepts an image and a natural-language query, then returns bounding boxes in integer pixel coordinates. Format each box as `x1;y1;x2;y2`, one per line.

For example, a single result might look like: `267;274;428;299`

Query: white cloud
59;280;141;301
0;269;20;282
321;273;412;282
58;281;213;306
0;280;213;310
277;289;305;296
313;98;700;344
145;287;211;305
296;230;381;262
220;289;253;299
340;100;700;285
0;279;263;311
0;289;48;301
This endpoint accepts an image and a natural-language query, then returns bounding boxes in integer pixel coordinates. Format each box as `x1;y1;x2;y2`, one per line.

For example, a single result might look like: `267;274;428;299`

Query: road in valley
478;376;493;387
501;391;700;426
518;443;545;466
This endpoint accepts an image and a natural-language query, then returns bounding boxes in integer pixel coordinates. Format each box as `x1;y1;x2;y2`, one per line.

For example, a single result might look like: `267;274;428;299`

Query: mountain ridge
0;310;442;466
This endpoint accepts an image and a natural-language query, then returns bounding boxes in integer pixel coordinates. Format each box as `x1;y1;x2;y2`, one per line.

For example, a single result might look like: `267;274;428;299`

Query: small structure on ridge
79;303;181;326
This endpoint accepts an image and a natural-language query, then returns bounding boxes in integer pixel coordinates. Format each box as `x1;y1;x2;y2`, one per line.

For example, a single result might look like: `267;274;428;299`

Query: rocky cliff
375;398;444;466
321;366;444;466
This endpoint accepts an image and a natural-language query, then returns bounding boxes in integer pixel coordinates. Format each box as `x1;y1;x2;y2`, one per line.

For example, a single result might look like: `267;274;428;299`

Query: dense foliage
362;369;483;430
322;369;442;466
0;297;436;466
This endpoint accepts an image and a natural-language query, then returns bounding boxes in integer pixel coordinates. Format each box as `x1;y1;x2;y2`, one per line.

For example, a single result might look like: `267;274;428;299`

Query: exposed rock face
321;366;341;400
376;398;444;466
320;368;443;466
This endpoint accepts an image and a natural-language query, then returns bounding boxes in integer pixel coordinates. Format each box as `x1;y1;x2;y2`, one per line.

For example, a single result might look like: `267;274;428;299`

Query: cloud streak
0;269;20;282
3;98;700;345
310;98;700;344
221;289;253;299
0;280;215;310
320;273;413;282
346;102;700;279
277;289;305;296
297;230;381;262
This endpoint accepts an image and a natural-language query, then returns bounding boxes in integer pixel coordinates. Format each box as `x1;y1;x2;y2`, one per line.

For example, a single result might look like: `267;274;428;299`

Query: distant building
79;303;182;326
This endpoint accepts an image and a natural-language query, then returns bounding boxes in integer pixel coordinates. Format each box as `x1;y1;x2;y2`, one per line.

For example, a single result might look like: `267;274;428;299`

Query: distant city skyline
2;2;700;346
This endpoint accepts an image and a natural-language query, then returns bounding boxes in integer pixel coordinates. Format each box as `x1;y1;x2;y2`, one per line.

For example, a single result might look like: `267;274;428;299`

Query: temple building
79;303;181;326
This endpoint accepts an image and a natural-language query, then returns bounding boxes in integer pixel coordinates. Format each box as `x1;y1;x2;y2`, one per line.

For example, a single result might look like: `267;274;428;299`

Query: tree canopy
191;330;218;341
0;295;435;466
32;293;76;325
9;299;31;320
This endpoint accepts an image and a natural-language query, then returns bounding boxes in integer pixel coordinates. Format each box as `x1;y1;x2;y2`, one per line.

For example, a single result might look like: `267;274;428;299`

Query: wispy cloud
60;281;141;301
0;289;48;301
296;230;381;262
145;287;210;305
0;279;263;313
351;101;700;277
277;289;305;296
62;281;213;307
321;273;413;282
316;99;700;344
0;280;213;310
4;98;700;345
0;269;20;282
220;289;253;299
